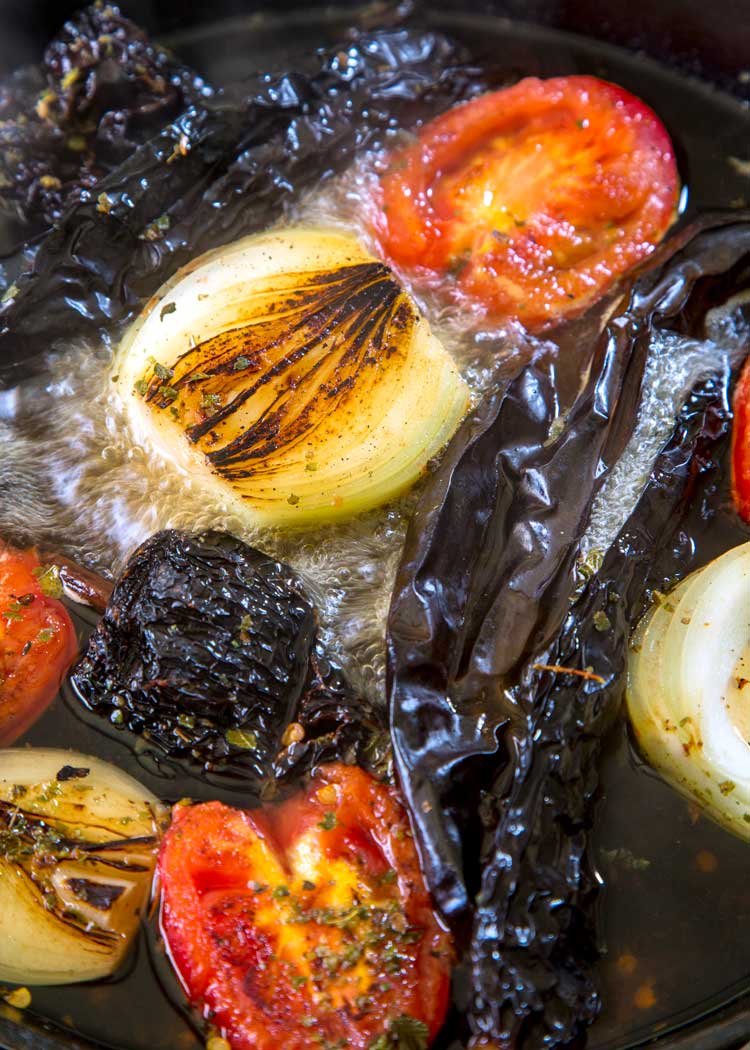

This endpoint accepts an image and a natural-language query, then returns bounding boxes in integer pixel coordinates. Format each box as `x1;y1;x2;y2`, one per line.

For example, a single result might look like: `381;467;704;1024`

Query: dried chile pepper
387;215;750;1046
70;529;384;790
0;27;481;387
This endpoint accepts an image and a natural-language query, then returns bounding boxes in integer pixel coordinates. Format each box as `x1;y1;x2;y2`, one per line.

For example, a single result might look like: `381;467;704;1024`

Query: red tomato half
159;763;453;1050
375;76;679;331
0;545;78;745
732;356;750;523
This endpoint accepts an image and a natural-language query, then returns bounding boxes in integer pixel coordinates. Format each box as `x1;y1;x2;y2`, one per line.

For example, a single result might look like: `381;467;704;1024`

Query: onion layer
115;227;469;527
626;542;750;839
0;749;166;985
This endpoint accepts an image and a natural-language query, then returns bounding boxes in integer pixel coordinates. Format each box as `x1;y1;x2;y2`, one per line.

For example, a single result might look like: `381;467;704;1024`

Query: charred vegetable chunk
0;2;207;244
71;529;381;783
159;763;452;1050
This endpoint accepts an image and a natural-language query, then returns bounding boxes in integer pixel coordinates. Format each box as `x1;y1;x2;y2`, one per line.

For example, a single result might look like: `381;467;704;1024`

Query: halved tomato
732;356;750;523
375;75;679;331
0;545;77;745
159;763;453;1050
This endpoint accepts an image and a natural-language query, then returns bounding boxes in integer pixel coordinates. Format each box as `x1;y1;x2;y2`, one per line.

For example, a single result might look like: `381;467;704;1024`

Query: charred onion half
115;227;469;527
0;749;166;985
627;543;750;839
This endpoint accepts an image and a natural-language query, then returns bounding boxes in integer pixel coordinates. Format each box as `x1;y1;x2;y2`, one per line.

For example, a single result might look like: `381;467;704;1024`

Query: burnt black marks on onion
0;799;157;936
137;262;411;482
70;529;384;791
387;216;750;1048
66;877;126;910
55;765;90;782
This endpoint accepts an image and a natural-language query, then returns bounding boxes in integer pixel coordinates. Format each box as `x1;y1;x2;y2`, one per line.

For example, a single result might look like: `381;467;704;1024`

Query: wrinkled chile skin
0;4;210;250
70;529;384;791
469;372;749;1048
387;215;750;1047
0;24;483;387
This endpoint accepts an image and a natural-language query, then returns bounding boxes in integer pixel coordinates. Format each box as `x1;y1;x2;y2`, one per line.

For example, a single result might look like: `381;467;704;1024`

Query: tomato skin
0;546;77;745
375;76;679;331
159;764;453;1050
732;357;750;523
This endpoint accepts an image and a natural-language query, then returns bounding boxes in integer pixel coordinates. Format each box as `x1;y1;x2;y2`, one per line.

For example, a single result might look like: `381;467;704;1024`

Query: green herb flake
134;378;149;397
225;728;258;750
153;361;174;381
368;1015;429;1050
141;213;171;241
318;811;338;831
719;780;736;796
32;564;64;600
36;628;55;643
287;493;300;506
272;884;290;900
233;356;251;371
599;846;651;872
1;282;19;303
593;611;611;632
291;974;308;988
160;302;177;321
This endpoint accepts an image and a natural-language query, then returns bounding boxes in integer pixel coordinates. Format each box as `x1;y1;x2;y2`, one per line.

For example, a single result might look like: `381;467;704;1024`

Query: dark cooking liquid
4;8;750;1050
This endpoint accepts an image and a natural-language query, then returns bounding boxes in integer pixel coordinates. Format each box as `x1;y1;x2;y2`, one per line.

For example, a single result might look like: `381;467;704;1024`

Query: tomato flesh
375;76;679;331
732;357;750;523
159;763;453;1050
0;545;77;745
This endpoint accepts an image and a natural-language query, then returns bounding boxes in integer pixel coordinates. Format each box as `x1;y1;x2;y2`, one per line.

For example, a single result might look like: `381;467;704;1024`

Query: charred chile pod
468;372;742;1048
71;529;316;779
0;3;209;247
387;214;750;926
0;29;481;387
70;529;384;787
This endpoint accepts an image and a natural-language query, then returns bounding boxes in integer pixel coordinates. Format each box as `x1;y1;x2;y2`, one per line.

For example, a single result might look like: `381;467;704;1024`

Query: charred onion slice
0;545;78;746
375;76;679;330
0;749;166;985
115;227;468;526
627;543;750;839
159;763;452;1050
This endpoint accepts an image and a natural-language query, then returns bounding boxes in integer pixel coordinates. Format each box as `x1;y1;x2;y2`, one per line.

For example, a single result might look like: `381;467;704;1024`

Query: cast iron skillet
0;3;749;1050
